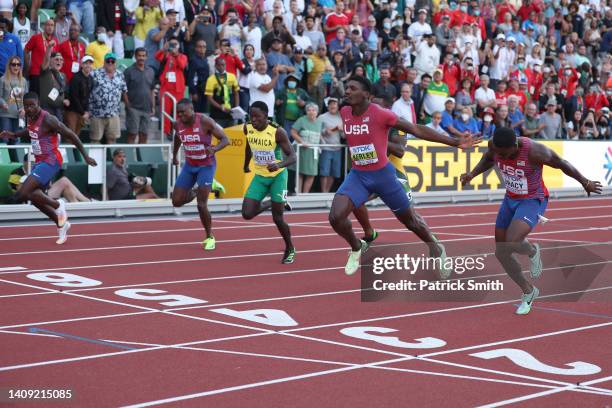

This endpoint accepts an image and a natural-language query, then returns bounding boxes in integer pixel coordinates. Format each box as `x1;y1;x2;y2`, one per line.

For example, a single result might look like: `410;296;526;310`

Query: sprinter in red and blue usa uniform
171;98;229;251
462;127;602;315
1;92;97;245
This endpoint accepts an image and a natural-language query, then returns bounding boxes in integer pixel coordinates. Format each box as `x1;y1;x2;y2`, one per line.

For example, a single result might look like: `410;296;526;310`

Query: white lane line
477;375;612;407
0;267;27;272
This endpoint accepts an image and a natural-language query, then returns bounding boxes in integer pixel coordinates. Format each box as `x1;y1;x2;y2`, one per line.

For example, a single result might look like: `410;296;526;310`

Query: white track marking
0;266;27;272
477;375;612;407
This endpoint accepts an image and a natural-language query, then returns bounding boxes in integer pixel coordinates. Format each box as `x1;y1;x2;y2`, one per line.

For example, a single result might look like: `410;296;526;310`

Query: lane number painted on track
27;273;102;288
114;289;208;307
470;348;602;376
340;326;447;349
210;308;298;327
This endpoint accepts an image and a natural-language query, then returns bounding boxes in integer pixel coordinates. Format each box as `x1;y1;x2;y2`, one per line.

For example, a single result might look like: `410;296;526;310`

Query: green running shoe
345;240;366;276
363;230;379;244
282;248;296;264
212;179;226;195
202;236;216;250
516;286;539;315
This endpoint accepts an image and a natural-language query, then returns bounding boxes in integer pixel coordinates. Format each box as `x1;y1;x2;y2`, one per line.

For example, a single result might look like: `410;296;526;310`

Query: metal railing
0;144;174;201
293;143;349;195
160;92;177;140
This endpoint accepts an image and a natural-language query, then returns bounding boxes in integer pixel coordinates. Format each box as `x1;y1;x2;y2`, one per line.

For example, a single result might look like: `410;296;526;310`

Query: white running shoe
345;240;366;276
538;215;549;225
56;221;71;245
529;243;543;279
436;243;452;280
516;286;539;315
56;199;67;227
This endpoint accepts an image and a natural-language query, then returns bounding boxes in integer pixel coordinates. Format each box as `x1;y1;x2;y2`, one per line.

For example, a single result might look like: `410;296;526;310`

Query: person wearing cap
479;107;496;139
86;26;112;68
413;33;439;82
39;47;66;121
422;67;449;123
64;54;94;136
58;23;85;84
24;18;59;95
89;52;127;144
490;33;515;84
160;0;186;22
217;38;244;77
441;97;461;136
275;72;310;136
435;13;455;54
261;16;296;54
407;8;432;44
538;97;562;139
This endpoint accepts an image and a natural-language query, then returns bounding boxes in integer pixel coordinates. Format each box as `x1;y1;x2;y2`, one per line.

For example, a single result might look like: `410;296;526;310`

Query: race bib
48;88;59;101
481;65;488;74
71;62;80;73
502;173;528;195
349;143;378;166
167;72;177;83
184;144;206;154
253;149;275;165
31;138;42;155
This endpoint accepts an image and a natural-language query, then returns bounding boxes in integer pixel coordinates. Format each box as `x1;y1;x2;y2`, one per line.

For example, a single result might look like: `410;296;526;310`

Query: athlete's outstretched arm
529;141;602;196
0;128;29;140
171;121;182;166
394;117;481;149
46;114;97;166
268;127;296;172
460;141;495;186
202;115;229;155
243;124;252;172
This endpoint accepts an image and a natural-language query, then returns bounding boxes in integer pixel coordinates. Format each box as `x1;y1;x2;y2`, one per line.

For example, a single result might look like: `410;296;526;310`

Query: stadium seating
0;148;23;198
37;9;55;31
138;146;168;196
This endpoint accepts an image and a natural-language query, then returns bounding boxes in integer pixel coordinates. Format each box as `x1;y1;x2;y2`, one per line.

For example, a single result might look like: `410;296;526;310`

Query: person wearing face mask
276;72;310;138
86;27;112;68
453;106;480;135
407;9;432;44
205;57;240;128
479;107;496;139
558;63;578;99
451;0;472;28
597;115;610;140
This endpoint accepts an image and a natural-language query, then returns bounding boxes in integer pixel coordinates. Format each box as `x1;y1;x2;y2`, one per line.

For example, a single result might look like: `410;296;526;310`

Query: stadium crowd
0;0;611;197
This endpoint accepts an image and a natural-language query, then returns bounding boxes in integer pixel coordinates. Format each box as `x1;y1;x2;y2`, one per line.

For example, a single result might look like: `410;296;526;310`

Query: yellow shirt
307;55;329;89
134;7;163;40
245;122;284;178
205;73;239;109
86;41;112;68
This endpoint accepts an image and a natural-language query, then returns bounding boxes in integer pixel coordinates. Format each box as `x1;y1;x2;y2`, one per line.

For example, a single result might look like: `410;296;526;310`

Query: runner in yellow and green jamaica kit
241;101;297;264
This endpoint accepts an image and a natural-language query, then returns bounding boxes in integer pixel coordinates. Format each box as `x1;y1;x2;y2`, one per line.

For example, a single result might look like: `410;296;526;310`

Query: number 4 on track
210;308;298;327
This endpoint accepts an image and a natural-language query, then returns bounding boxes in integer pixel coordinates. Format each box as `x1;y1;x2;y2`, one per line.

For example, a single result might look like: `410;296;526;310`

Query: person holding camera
107;149;158;200
155;38;187;139
188;6;217;58
219;8;242;54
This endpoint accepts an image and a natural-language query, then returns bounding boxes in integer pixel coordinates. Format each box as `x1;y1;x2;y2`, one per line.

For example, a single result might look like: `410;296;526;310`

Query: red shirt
340;103;397;171
443;62;461;96
558;68;578;98
25;33;60;76
217;52;244;76
585;92;610;112
175;113;215;167
495;90;509;106
495;137;548;200
433;10;453;26
517;4;541;22
325;13;349;43
155;51;188;93
28;110;62;166
497;4;516;23
222;2;247;19
58;39;86;83
451;10;473;28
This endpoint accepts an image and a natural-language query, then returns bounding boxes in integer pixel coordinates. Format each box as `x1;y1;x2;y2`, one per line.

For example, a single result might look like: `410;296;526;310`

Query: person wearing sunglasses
0;17;24;77
0;56;27;143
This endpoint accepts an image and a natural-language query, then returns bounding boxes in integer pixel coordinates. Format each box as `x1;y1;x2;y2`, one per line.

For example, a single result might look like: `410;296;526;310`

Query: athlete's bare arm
461;140;495;186
202;115;229;156
243;123;252;172
45;114;97;166
529;141;602;196
0;128;29;140
268;127;296;172
395;117;481;149
171;121;182;166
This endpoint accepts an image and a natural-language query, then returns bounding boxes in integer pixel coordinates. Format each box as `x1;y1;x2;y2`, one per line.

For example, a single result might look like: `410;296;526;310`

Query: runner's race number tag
350;143;378;166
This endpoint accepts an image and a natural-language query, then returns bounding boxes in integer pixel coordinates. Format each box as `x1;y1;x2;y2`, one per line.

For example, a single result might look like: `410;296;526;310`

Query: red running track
0;197;610;407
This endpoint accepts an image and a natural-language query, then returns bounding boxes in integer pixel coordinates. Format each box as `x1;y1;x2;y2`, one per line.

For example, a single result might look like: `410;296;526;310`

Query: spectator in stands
0;18;23;79
187;39;210;113
291;102;321;193
54;2;74;44
243;12;263;59
64;55;93;136
12;2;31;50
219;8;243;53
86;26;112;68
68;0;95;36
292;21;311;54
125;48;155;144
0;56;27;142
160;0;186;22
237;43;255;112
248;58;278;119
304;15;324;51
261;16;295;54
89;52;128;144
392;83;417;128
318;97;343;193
422;67;449;123
144;17;169;73
566;109;582;140
580;109;599;140
539;98;563;139
507;95;525;136
187;6;217;57
156;38;188;137
414;34;440;82
307;43;331;91
9;155;91;202
107;149;159;200
372;65;397;105
25;19;58;95
205;57;239;128
96;0;129;58
266;37;294;92
134;0;164;48
217;38;244;77
39;49;66;120
58;23;85;83
521;102;544;138
479;107;496;139
427;110;450;136
275;72;309;137
453;106;480;135
475;74;497;115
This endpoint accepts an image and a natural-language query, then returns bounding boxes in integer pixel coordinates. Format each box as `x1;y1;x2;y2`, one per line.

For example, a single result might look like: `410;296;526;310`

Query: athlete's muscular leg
352;205;374;238
171;187;197;207
495;224;534;294
394;207;442;258
16;176;60;225
329;194;361;251
241;198;271;220
196;186;213;238
271;201;293;250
